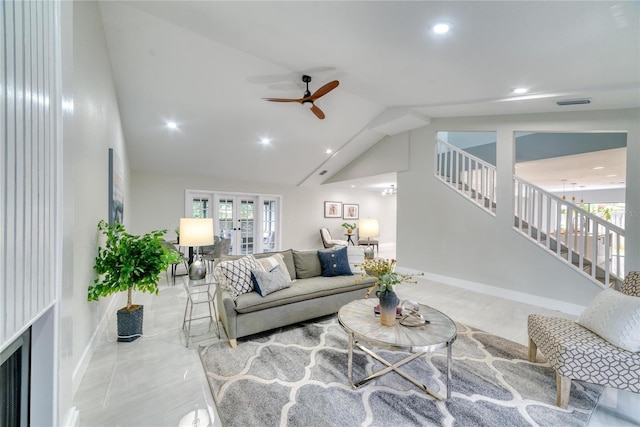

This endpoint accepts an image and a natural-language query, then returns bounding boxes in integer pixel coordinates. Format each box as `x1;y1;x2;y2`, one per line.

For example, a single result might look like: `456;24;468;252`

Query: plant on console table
342;222;356;235
88;220;180;342
356;258;423;326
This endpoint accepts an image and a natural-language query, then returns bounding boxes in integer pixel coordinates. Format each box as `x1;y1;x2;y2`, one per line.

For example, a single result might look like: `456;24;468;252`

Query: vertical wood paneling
1;0;60;350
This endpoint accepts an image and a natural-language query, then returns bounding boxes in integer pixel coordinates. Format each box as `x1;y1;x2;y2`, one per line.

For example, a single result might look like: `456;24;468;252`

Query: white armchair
319;228;348;248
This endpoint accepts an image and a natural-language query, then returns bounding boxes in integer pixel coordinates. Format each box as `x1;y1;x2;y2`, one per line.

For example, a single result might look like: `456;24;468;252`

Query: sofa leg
528;337;537;362
229;338;237;348
556;373;571;409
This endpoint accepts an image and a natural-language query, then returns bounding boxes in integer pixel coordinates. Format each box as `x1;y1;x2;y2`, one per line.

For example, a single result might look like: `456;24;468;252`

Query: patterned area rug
199;315;602;427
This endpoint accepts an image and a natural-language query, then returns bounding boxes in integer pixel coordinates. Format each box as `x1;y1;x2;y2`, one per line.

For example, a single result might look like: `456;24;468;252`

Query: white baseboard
397;266;586;316
72;294;122;397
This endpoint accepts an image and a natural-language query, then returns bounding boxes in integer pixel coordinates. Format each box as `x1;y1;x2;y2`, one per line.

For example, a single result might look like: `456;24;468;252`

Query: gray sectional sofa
215;248;376;347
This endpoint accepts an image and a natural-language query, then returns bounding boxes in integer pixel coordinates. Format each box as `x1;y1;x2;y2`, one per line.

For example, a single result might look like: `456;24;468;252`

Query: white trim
72;293;122;397
397;266;586;316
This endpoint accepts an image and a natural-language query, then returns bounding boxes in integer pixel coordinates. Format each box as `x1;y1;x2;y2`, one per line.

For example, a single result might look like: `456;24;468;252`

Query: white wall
58;1;130;422
130;171;396;251
397;109;639;309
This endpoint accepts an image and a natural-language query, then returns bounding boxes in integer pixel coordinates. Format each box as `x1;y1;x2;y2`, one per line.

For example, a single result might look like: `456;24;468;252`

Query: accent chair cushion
317;246;352;277
214;255;261;300
621;271;640;297
250;265;291;297
255;253;293;284
292;250;322;279
576;288;640;352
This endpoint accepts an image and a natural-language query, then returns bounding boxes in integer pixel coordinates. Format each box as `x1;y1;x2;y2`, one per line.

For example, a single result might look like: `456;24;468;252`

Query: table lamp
179;218;214;280
359;218;379;259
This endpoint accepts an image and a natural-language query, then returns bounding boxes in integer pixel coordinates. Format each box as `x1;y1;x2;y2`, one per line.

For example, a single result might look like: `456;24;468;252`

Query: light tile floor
75;250;639;426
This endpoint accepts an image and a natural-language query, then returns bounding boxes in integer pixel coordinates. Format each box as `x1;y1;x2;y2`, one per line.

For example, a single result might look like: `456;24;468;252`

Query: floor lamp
359;218;379;259
179;218;214;280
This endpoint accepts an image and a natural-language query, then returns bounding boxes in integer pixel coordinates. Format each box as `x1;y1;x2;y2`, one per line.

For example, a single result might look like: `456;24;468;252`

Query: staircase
435;139;624;288
514;177;624;288
435;140;497;215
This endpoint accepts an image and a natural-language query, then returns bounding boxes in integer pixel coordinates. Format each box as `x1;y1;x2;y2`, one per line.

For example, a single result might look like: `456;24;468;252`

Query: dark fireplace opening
1;329;30;427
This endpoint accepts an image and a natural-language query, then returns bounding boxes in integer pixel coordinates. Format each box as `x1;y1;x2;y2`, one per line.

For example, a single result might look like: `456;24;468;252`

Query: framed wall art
343;204;359;220
324;201;342;218
108;148;125;225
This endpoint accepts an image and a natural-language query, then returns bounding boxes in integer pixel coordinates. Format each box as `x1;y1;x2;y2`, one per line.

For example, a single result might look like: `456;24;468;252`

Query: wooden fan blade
262;97;302;103
310;104;325;119
309;80;339;101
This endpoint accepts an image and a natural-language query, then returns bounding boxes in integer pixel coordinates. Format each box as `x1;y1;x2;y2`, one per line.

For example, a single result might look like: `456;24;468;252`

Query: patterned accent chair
527;271;640;408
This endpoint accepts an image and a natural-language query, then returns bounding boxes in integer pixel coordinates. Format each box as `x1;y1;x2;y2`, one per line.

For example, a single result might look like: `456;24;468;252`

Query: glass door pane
238;198;255;254
263;199;277;252
218;198;234;254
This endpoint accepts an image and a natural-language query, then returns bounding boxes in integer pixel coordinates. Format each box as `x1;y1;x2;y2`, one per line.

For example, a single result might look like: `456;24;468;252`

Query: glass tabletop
338;298;457;352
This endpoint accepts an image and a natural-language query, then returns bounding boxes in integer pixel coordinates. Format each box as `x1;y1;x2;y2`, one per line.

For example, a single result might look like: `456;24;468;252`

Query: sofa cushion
292;250;322;279
214;255;261;300
250;265;291;297
576;288;640;352
255;253;293;283
233;275;377;314
317;246;352;277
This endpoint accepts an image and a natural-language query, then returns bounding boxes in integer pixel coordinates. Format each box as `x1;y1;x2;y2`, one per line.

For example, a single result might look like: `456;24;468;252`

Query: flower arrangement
355;258;424;298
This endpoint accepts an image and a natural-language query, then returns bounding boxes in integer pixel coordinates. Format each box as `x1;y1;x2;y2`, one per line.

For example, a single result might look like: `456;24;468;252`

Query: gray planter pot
117;305;144;342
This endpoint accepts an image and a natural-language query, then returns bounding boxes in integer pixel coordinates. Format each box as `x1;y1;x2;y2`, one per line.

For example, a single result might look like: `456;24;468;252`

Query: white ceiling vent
369;108;431;136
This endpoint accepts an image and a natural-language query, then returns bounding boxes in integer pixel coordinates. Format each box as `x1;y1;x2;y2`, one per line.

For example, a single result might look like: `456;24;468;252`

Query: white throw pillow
347;246;365;275
256;253;292;284
214;255;261;300
577;288;640;352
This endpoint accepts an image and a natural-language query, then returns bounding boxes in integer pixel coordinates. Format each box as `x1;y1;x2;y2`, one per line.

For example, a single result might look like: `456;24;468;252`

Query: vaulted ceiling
98;1;640;190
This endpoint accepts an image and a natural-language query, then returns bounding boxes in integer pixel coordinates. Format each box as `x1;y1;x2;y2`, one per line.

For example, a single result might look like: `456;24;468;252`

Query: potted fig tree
88;220;180;342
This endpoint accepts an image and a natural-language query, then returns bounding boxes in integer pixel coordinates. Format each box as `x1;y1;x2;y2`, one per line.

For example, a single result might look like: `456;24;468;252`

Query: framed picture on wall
324;201;342;218
108;148;125;226
343;204;359;220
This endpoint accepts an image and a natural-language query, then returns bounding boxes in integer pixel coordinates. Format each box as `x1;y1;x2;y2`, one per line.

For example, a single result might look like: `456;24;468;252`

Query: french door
216;195;257;255
186;190;281;255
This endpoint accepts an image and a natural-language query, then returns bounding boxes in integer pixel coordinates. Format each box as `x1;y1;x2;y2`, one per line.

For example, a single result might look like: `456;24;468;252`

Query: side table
338;298;457;400
182;275;220;347
344;233;355;245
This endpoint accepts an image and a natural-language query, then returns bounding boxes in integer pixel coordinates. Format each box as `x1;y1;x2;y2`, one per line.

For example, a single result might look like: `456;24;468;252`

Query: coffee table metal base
347;333;452;401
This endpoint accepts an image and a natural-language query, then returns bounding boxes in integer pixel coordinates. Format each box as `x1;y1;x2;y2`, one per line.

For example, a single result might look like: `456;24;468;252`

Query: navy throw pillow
317;246;352;277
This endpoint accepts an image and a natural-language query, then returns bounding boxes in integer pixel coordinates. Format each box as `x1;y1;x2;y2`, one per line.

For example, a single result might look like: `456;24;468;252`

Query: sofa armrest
216;287;238;342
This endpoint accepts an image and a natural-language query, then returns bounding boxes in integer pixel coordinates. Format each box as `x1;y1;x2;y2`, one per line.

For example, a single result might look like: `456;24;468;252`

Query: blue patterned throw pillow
214;255;261;299
317;246;352;277
250;265;291;297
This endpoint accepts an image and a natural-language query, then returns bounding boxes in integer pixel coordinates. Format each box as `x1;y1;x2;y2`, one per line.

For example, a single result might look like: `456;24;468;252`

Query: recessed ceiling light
512;87;529;95
350;185;356;188
593;166;605;170
261;137;271;145
432;22;451;34
606;174;617;178
326;149;333;154
166;121;178;130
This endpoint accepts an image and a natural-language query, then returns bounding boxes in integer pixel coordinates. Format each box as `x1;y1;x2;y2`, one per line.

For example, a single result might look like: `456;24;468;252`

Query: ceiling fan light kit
263;75;339;119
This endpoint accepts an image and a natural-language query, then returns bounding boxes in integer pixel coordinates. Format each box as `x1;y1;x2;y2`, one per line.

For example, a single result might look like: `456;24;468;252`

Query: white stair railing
435;139;497;215
514;176;625;287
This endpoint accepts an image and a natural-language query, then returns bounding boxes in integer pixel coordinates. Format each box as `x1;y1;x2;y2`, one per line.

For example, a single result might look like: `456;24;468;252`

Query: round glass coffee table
338;298;457;400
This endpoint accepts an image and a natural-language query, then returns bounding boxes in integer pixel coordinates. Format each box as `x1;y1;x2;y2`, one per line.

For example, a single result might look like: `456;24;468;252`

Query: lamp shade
358;218;379;239
179;218;214;247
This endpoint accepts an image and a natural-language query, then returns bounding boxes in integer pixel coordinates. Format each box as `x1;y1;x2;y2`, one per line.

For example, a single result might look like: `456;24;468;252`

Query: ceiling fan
263;75;339;120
